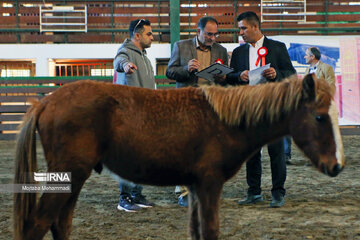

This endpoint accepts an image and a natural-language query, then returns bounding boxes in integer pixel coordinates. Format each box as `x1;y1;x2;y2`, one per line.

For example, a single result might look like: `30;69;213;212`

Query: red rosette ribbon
215;58;223;64
256;47;268;66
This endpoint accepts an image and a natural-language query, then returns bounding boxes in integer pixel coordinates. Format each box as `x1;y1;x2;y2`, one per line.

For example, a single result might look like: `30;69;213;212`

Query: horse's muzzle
323;163;344;177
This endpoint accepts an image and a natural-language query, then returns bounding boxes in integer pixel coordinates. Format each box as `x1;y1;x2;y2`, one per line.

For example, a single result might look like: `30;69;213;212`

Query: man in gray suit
304;47;336;94
166;16;228;207
166;16;229;88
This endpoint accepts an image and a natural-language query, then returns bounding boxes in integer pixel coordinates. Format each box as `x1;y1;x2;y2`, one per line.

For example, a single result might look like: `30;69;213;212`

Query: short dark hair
197;16;218;30
309;47;321;60
129;19;151;38
237;11;261;28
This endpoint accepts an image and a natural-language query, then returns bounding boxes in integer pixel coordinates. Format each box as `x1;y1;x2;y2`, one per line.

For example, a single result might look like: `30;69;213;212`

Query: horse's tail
13;99;43;240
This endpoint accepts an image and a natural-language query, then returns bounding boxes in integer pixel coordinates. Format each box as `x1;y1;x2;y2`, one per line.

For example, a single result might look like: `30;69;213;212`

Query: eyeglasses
133;19;145;35
204;31;220;38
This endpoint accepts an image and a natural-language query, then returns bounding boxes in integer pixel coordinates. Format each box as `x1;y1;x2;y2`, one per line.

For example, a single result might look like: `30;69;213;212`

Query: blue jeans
119;178;143;197
284;136;291;158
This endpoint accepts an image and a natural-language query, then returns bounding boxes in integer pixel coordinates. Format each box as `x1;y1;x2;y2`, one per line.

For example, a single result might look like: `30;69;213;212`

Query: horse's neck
241;84;298;149
244;118;290;152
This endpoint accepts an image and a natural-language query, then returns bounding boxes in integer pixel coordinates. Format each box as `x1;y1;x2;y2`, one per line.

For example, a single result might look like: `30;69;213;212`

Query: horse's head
290;74;345;177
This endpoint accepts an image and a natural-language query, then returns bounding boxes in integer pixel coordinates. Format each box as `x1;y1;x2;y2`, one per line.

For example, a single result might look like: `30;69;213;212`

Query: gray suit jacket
166;37;229;88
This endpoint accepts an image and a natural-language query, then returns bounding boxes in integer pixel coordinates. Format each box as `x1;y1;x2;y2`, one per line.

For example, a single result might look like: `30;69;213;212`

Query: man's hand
263;67;277;80
239;70;249;83
188;59;200;72
124;62;138;74
213;74;226;84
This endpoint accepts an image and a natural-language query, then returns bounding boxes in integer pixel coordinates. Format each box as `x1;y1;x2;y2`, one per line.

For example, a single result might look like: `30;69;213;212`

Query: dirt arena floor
0;136;359;240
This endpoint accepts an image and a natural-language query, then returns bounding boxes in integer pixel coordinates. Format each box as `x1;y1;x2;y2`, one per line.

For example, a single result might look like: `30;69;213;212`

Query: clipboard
195;63;234;82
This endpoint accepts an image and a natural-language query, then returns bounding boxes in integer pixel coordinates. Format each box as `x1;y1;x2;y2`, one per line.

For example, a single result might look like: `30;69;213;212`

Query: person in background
166;16;229;207
113;18;155;212
227;11;296;208
303;46;336;166
304;47;336;94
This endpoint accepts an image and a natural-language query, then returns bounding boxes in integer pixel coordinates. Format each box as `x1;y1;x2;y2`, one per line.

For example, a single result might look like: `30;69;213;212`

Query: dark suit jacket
227;37;296;85
166;37;229;88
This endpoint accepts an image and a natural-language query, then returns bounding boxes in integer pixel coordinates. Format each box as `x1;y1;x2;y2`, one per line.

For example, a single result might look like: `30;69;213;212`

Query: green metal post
170;0;180;51
111;1;115;43
324;0;329;35
188;0;191;39
158;0;162;42
16;0;20;43
233;0;237;43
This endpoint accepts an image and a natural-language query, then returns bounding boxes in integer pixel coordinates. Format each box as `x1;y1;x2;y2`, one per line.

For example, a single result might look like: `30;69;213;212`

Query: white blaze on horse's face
329;100;345;168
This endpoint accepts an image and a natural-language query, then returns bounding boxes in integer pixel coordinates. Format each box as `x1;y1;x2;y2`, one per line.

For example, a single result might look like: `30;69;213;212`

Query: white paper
195;63;234;82
249;63;271;86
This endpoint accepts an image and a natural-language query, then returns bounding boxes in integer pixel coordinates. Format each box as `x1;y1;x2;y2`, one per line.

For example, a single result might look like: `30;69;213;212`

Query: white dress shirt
309;62;319;74
249;35;265;71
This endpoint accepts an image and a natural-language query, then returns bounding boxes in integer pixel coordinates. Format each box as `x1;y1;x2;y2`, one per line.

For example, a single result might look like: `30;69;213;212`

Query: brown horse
14;74;345;240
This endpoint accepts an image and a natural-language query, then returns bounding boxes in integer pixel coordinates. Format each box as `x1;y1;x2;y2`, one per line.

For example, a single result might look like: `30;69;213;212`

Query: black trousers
246;138;286;199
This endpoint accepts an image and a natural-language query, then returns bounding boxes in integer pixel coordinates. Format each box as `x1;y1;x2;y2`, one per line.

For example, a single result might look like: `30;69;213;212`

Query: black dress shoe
238;194;264;205
270;195;285;208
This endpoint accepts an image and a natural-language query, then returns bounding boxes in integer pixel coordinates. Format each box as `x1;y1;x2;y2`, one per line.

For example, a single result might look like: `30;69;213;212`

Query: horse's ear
302;74;316;102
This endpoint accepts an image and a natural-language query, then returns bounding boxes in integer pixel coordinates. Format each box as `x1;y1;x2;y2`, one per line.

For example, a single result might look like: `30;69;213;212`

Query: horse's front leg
188;185;200;240
196;180;223;240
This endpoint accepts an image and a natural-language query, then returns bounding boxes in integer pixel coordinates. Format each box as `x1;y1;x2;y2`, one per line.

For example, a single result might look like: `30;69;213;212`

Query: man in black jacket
227;11;296;208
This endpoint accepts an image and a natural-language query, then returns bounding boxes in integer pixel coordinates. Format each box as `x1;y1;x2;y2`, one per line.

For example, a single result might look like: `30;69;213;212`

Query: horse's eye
316;115;325;122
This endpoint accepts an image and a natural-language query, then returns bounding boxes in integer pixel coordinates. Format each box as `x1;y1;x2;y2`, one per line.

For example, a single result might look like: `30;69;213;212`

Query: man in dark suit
227;11;296;208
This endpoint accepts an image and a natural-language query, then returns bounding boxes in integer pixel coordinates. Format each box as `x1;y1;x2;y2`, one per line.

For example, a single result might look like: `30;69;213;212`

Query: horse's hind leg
22;163;91;240
22;192;73;240
50;175;87;240
23;174;88;240
36;130;100;239
50;193;80;240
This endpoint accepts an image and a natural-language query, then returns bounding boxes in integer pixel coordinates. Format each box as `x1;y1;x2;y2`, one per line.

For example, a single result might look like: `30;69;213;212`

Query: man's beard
141;42;151;49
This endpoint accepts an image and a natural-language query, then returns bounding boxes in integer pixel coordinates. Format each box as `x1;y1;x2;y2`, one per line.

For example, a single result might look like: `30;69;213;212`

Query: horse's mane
201;75;332;127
